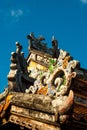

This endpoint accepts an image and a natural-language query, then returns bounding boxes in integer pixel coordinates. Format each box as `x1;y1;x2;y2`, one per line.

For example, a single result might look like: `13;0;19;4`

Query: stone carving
27;32;47;51
0;33;87;129
7;42;34;92
26;49;79;97
25;47;79;124
52;36;59;58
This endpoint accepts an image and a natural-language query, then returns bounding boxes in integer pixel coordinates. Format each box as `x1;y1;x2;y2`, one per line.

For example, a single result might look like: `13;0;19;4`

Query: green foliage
49;58;56;73
49;58;56;65
62;75;66;85
57;76;66;92
57;85;61;92
49;65;54;73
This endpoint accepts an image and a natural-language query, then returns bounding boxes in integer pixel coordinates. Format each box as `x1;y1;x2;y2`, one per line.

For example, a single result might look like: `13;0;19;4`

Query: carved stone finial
52;35;55;42
27;33;34;50
16;42;23;54
52;36;59;58
27;32;35;41
7;42;31;92
27;33;46;51
52;36;58;48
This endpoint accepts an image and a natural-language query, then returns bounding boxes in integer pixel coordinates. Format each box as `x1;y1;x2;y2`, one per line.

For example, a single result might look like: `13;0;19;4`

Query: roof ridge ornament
16;41;23;54
52;35;59;58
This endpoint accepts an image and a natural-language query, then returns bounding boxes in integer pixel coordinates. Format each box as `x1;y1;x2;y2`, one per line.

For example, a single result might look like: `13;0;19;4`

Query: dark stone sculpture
7;42;34;92
52;36;59;58
27;32;48;52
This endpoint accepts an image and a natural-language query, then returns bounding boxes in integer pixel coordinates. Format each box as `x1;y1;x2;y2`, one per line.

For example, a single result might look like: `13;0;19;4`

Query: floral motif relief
25;48;80;124
26;49;79;97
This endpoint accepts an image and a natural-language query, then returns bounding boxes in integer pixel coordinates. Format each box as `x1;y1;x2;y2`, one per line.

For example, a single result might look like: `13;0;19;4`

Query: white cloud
0;8;30;24
11;9;23;18
10;9;24;23
80;0;87;3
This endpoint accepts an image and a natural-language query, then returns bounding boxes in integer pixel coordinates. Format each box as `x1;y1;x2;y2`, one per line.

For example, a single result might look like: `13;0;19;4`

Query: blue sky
0;0;87;92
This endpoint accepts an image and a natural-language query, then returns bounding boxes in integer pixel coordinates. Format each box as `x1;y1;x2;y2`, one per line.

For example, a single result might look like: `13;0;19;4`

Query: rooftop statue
7;42;34;92
52;36;59;58
27;32;47;51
